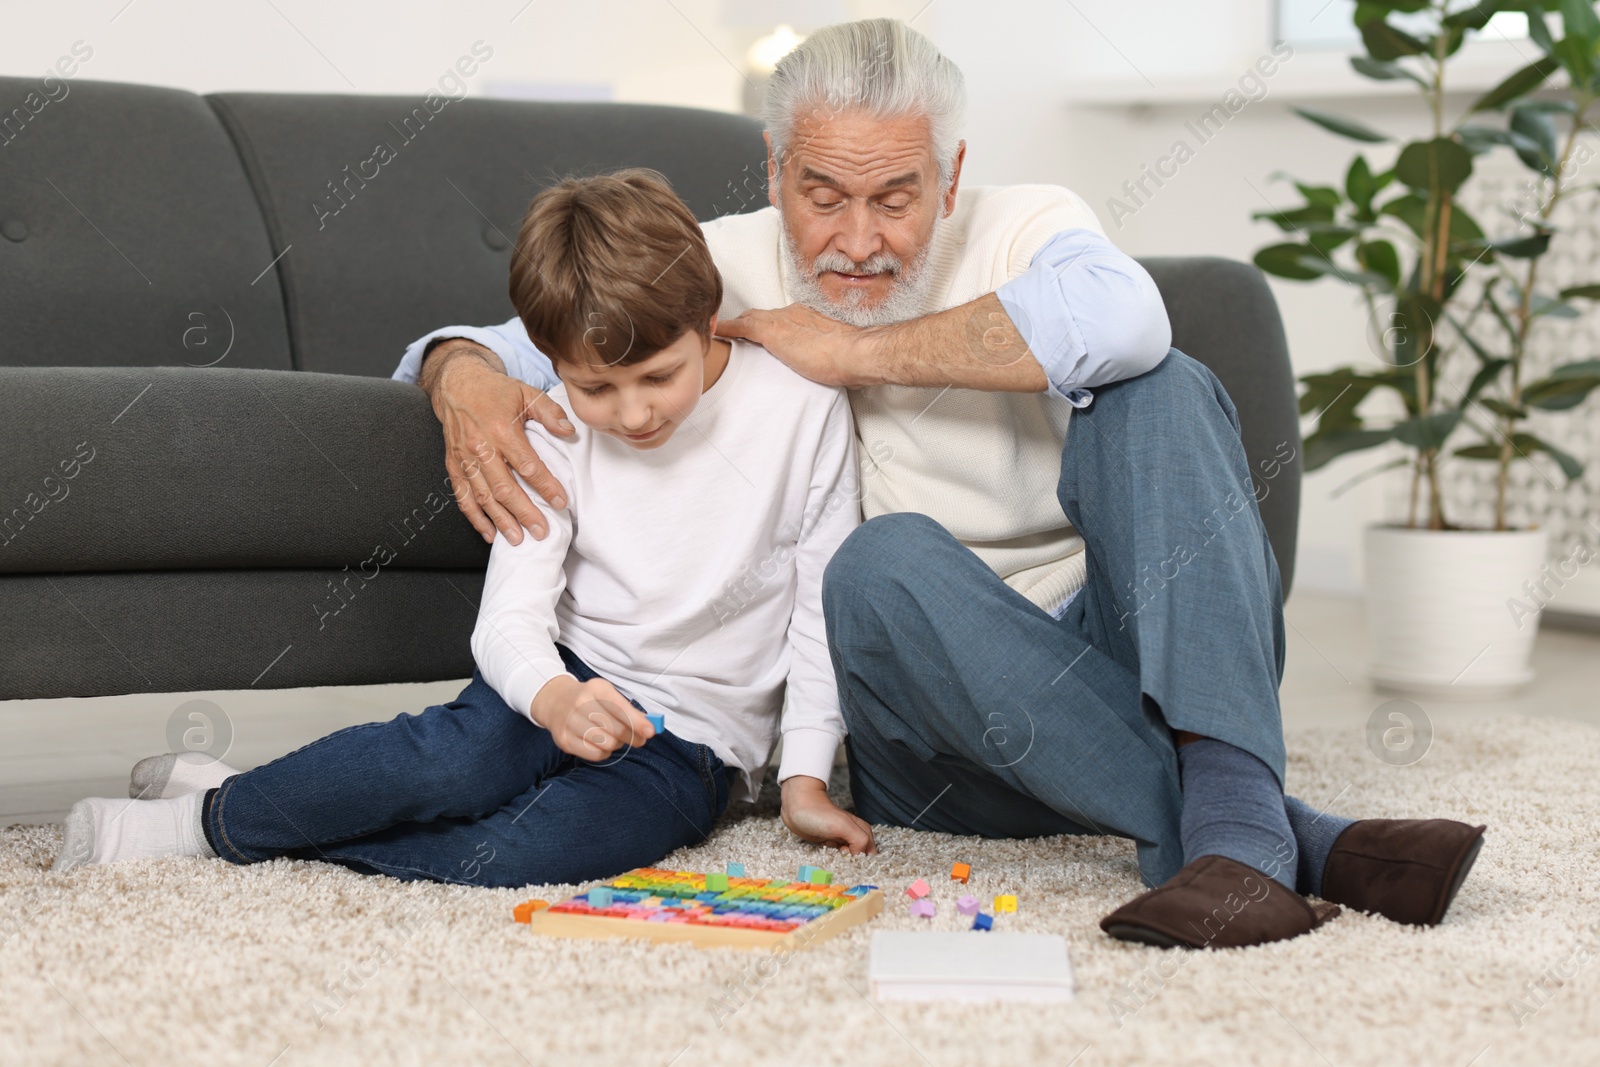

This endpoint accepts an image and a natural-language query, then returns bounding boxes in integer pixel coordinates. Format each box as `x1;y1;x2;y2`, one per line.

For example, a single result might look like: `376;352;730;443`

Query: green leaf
1469;55;1562;112
1560;0;1600;43
1350;55;1429;85
1558;284;1600;300
1255;243;1325;280
1293;107;1390;143
1552;34;1596;87
1443;3;1506;31
1523;362;1600;409
1453;442;1504;460
1296;182;1344;210
1531;292;1580;318
1360;18;1431;60
1303;428;1395;471
1527;8;1554;52
1309;226;1360;256
1392;410;1464;450
1251;203;1338;231
1486;232;1553;258
1510;106;1559;175
1479;397;1529;419
1380;193;1483;244
1465;356;1511;403
1357;239;1402;289
1395;138;1476;193
1515;430;1585;479
1346;156;1378;215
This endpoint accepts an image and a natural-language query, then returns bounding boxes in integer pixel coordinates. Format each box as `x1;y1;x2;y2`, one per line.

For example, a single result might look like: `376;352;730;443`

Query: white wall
3;0;1532;601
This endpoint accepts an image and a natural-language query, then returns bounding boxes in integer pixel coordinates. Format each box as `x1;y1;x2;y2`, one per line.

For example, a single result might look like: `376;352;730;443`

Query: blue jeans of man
202;646;732;887
823;350;1289;888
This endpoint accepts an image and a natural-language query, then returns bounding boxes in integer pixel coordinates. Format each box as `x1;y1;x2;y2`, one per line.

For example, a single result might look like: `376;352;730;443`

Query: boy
54;169;873;884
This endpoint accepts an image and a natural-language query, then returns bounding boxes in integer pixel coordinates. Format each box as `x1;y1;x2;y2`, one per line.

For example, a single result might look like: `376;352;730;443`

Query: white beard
777;212;944;328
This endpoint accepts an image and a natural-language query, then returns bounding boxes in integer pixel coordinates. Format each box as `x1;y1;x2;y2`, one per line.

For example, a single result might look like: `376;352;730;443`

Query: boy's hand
781;776;877;855
531;676;655;761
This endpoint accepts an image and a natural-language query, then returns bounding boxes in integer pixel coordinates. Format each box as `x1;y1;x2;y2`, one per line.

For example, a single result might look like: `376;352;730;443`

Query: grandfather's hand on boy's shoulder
420;339;575;546
715;304;867;389
530;675;657;762
780;775;878;855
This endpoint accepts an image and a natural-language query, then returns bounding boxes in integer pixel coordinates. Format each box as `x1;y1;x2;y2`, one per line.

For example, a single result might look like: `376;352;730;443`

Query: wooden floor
3;591;1597;825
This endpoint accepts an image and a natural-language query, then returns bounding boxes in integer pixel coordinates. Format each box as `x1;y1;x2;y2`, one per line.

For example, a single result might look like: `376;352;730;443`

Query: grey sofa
0;76;1301;699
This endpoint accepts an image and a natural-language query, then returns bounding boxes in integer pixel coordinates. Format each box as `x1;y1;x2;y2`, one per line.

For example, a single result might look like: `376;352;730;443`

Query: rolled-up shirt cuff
393;325;539;386
995;279;1090;403
776;728;842;785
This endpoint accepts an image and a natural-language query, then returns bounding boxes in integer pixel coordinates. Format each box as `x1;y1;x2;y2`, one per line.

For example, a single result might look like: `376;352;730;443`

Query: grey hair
762;18;967;191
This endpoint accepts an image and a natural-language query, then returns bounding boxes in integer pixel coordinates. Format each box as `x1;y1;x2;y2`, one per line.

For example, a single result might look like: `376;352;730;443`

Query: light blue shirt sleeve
391;316;559;392
995;228;1173;408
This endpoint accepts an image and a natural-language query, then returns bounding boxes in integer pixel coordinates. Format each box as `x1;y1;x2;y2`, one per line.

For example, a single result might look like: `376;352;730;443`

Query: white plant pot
1364;524;1549;697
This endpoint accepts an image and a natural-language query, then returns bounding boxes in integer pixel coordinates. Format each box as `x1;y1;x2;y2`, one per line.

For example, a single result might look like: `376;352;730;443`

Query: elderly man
393;19;1484;948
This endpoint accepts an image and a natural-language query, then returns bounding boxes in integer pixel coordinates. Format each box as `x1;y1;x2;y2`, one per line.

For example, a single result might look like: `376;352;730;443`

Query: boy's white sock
129;752;238;799
52;793;216;872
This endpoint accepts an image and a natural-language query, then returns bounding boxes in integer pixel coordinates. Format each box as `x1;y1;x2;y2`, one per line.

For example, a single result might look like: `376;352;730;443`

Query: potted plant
1254;0;1600;694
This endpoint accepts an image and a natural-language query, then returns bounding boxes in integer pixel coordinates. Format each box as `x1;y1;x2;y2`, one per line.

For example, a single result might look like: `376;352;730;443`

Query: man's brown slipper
1320;818;1486;926
1100;855;1338;949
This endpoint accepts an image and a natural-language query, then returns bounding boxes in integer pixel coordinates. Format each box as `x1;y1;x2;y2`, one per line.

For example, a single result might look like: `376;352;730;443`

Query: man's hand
780;775;877;855
530;675;656;761
715;304;866;388
419;340;574;544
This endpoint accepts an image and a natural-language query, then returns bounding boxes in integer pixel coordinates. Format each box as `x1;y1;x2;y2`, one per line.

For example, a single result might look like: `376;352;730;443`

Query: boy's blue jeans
203;646;732;888
824;350;1291;889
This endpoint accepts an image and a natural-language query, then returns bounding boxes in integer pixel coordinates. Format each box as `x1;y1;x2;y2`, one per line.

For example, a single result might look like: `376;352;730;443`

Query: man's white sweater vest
702;184;1106;615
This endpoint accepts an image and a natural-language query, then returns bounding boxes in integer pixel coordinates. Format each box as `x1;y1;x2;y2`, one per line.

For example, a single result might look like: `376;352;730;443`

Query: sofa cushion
0;366;485;574
207;95;769;378
0;78;293;371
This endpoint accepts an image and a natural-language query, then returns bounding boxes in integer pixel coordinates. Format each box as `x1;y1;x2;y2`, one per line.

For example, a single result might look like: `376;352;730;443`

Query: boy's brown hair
508;168;723;368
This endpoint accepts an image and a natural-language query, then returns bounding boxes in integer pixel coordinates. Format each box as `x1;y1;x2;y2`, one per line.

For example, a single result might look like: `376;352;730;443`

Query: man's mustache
810;251;904;278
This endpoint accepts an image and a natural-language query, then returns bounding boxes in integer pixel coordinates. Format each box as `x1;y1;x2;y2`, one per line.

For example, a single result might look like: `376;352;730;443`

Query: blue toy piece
972;912;994;931
588;887;614;908
646;713;665;733
798;864;816;883
727;862;747;878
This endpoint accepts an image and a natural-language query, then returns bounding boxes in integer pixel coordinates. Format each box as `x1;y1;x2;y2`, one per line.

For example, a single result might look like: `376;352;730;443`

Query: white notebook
868;931;1076;1003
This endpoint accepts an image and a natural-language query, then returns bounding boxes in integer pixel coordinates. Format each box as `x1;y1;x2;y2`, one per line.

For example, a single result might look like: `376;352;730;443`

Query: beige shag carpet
3;715;1598;1067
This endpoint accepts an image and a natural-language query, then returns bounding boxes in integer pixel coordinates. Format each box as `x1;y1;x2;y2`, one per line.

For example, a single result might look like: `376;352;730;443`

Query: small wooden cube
972;913;994;931
705;872;729;892
905;879;931;900
951;862;971;883
956;895;980;916
909;898;936;919
994;894;1017;914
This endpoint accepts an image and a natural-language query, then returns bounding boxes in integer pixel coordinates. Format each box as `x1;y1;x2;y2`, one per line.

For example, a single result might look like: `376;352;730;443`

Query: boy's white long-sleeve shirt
470;340;858;803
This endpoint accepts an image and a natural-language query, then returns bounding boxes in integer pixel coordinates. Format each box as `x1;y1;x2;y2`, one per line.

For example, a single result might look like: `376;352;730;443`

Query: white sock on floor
52;793;216;872
129;752;239;800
